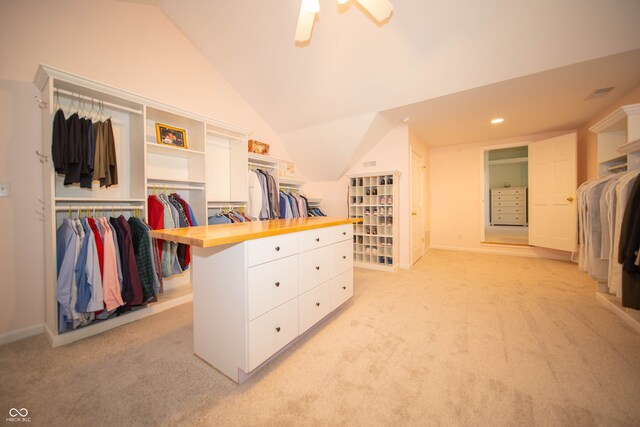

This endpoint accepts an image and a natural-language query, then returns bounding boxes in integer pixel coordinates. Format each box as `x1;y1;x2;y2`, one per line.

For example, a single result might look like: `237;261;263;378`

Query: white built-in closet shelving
348;171;399;271
591;102;640;331
35;64;250;347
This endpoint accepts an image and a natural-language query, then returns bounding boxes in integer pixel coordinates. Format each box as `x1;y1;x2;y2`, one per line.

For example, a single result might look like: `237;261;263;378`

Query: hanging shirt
52;108;67;174
56;218;77;332
254;170;271;220
619;175;640;309
99;217;124;311
64;113;82;185
247;170;263;220
128;217;157;303
116;215;144;306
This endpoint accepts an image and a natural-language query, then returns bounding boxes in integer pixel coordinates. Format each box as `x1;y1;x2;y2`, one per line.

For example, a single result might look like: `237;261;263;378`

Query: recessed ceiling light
402;117;410;123
491;118;504;124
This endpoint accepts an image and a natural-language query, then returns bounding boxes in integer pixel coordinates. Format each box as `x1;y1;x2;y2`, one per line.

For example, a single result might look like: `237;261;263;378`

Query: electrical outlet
0;182;10;197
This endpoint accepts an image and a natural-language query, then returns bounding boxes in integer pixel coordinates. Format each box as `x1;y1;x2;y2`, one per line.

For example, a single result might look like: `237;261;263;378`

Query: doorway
483;145;529;245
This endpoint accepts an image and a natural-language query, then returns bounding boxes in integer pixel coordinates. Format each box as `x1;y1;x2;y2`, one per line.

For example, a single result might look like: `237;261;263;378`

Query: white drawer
326;224;353;244
493;194;523;201
332;239;353;276
299;281;332;334
492;200;524;208
493;188;525;196
492;213;526;225
299;246;333;294
492;206;524;214
247;233;298;267
248;298;298;371
298;227;331;253
247;255;299;321
330;269;353;310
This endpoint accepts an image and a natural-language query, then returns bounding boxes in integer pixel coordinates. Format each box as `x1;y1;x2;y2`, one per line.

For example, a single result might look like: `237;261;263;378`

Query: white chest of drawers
189;222;355;383
490;187;527;226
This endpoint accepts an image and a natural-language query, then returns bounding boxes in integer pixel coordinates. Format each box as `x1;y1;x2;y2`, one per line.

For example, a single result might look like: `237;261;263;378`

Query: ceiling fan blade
295;9;316;42
355;0;394;22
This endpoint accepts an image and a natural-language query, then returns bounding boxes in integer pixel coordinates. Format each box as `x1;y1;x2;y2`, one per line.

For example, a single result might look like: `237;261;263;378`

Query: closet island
150;217;361;383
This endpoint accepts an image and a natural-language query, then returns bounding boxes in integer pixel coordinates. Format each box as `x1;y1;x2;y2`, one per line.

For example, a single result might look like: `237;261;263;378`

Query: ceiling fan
295;0;394;43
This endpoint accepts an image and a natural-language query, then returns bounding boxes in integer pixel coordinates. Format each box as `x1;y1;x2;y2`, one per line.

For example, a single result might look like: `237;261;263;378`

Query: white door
411;149;424;264
529;132;577;252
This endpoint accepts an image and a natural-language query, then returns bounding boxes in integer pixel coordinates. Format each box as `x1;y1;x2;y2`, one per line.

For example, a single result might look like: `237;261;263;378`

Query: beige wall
429;130;574;259
578;84;640;183
0;0;290;340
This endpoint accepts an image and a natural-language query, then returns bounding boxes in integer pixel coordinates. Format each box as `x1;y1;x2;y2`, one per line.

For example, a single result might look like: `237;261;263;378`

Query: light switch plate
0;182;11;197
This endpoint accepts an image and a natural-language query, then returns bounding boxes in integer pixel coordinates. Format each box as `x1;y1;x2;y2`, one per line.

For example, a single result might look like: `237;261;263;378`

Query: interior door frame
479;141;532;243
410;148;425;264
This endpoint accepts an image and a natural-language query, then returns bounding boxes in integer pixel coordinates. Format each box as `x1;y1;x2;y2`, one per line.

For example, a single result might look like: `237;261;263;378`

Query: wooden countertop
149;217;362;248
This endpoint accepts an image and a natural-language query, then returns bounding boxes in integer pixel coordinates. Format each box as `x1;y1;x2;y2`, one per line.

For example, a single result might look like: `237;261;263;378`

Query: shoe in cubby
387;207;393;216
372;208;378;216
380;196;386;205
379;207;385;216
387;196;393;205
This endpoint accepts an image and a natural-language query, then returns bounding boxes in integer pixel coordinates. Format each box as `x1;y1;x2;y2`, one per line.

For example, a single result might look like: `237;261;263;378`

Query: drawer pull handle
342;232;346;235
342;286;346;290
343;255;347;259
275;282;280;287
315;302;320;307
275;246;280;252
315;266;320;270
316;238;320;242
275;327;281;332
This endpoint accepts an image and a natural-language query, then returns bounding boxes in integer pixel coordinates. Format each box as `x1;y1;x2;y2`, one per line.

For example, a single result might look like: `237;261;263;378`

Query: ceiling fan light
337;0;350;4
302;0;320;13
295;9;316;42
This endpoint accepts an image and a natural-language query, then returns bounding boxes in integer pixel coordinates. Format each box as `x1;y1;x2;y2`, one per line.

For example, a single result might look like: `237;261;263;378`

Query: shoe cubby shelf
348;171;400;271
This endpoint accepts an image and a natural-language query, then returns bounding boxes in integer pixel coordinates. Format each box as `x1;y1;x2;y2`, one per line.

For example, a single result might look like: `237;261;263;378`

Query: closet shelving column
144;106;208;289
348;171;399;271
35;65;191;347
590;103;640;330
205;124;249;219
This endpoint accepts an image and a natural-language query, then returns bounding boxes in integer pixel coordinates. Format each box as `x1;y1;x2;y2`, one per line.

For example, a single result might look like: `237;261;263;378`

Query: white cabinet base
192;224;354;384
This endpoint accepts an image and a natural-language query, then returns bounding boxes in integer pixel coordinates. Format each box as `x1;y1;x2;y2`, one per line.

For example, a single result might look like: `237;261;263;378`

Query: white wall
345;126;411;268
430;130;574;259
489;163;528;189
0;0;291;340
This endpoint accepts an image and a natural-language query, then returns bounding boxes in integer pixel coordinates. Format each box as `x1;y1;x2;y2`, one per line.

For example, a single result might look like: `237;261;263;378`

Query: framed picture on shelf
156;123;187;148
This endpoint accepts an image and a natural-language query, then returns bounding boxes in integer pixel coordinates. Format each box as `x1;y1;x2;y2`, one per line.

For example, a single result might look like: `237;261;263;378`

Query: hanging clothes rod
248;162;276;168
607;163;627;172
55;204;145;212
55;88;143;115
147;184;204;191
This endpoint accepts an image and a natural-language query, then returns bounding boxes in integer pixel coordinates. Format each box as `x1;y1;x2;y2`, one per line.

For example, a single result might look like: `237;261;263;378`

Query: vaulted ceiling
118;0;640;180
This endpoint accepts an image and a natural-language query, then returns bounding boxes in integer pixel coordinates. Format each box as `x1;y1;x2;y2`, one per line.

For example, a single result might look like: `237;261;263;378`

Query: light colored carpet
2;250;640;426
485;225;529;245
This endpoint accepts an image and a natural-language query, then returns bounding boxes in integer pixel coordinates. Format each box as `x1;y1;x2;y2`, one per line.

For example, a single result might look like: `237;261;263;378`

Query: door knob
567;196;574;202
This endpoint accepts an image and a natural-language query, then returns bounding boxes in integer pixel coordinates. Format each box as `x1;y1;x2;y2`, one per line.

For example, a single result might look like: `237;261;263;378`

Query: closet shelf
279;177;305;187
146;142;205;157
248;152;278;167
55;197;146;203
488;157;528;165
147;177;206;185
618;138;640;155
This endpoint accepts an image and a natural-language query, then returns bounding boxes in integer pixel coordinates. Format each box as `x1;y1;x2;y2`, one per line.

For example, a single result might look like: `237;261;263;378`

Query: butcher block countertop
149;217;362;248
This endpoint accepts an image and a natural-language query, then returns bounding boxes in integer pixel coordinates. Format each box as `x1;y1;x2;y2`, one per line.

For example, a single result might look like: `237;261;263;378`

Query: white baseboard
429;245;571;261
0;324;44;346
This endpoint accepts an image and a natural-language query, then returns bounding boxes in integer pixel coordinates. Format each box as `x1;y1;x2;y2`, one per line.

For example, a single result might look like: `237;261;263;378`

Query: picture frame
156;123;187;149
248;139;270;155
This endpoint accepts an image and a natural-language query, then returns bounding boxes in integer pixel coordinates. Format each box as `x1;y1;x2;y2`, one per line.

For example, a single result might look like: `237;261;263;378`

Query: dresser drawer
492;206;524;215
247;255;299;321
330;269;353;310
491;213;526;225
298;227;331;252
247;233;299;267
248;298;298;371
299;246;333;294
332;239;353;276
492;188;525;196
299;280;332;334
326;224;353;244
492;200;524;208
492;194;523;202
